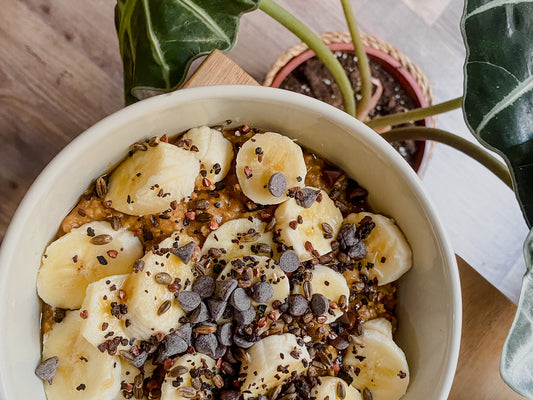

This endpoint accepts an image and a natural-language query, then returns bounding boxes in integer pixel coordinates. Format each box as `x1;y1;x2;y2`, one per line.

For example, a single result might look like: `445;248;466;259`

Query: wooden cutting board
185;50;524;400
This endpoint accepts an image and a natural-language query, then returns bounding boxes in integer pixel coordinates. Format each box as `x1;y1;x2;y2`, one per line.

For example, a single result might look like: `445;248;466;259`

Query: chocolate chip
338;224;358;249
310;293;329;316
323;168;342;187
215;279;238;301
295;188;320;208
358;216;376;239
207;298;227;321
347;241;366;260
161;334;188;359
279;250;301;273
171;241;196;264
214;344;227;359
250;282;274;303
175;323;192;345
233;306;256;326
267;173;287;197
218;323;234;346
35;356;59;384
192;275;216;298
130;351;148;368
288;294;308;316
195;333;218;358
229;287;251;312
330;335;350;351
189;302;209;324
221;390;241;400
177;291;202;312
233;334;256;349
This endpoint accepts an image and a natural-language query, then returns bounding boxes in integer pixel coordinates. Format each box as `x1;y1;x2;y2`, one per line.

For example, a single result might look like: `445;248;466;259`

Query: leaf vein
465;0;533;19
178;0;230;43
142;0;170;88
468;61;520;83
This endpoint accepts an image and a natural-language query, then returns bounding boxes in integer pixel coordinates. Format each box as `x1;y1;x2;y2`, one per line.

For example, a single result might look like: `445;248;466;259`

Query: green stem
259;0;356;116
340;0;372;120
382;126;513;189
366;97;463;130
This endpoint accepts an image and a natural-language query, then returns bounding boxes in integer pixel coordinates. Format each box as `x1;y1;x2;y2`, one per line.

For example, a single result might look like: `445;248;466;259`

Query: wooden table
0;1;525;398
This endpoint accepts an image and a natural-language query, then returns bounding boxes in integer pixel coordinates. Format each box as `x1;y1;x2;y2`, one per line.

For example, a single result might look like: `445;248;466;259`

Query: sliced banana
344;212;412;285
80;274;130;352
235;132;307;205
240;333;311;399
275;188;342;261
344;318;409;400
311;376;362;400
218;256;289;319
202;218;277;261
113;359;157;400
181;125;234;187
160;353;218;400
37;221;143;309
42;311;121;400
105;142;199;216
123;233;197;340
293;264;349;324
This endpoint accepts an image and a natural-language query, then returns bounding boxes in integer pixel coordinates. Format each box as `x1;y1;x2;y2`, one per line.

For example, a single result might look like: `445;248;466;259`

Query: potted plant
114;0;533;396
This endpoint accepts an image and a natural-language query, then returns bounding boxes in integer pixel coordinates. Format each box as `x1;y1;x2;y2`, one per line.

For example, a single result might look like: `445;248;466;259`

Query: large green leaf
461;0;533;227
115;0;260;104
462;1;533;397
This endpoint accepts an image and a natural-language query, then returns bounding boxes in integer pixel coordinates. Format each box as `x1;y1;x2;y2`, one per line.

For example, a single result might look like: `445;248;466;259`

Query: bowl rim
0;85;461;400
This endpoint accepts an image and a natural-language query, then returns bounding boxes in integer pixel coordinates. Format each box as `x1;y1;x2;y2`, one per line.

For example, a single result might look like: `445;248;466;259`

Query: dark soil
279;51;422;168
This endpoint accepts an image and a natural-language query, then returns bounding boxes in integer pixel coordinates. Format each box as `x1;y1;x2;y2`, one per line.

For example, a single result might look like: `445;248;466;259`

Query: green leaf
500;228;533;398
461;0;533;227
115;0;260;104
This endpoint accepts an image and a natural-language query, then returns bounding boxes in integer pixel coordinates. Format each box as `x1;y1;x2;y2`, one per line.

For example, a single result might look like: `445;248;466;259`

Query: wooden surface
0;1;525;399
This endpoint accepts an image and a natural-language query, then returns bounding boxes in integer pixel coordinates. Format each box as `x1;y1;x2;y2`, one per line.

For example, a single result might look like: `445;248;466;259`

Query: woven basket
263;32;434;108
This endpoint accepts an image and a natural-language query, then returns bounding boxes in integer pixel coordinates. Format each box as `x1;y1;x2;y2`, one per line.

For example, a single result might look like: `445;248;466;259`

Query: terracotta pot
269;42;435;176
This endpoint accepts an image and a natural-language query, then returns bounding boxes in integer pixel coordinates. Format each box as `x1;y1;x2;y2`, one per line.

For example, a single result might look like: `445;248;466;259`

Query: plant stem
382;127;513;188
340;0;372;121
259;0;356;116
366;97;463;130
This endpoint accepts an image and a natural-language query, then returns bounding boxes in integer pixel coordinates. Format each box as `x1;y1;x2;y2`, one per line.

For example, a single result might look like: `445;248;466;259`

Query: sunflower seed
95;177;107;198
90;234;113;245
337;381;347;399
157;300;171;315
240;231;261;242
176;387;197;398
363;388;373;400
155;272;173;285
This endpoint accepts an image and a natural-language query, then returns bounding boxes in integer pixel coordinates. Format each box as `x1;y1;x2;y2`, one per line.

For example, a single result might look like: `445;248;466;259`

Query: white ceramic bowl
0;86;460;400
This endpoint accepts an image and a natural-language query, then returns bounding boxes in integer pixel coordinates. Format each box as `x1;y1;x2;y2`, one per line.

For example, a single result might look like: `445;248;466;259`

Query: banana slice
311;376;362;400
202;218;277;261
181;125;234;187
235;132;307;205
105;142;200;216
160;353;218;400
344;318;409;400
293;264;349;324
240;333;311;399
218;256;290;318
37;221;143;309
275;188;342;261
80;274;130;352
123;233;198;340
42;311;121;400
344;212;412;285
113;359;157;400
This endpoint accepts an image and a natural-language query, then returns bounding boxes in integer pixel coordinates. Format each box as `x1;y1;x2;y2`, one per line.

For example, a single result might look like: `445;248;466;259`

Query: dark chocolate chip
267;173;287;197
162;333;188;357
279;250;301;273
215;279;238;301
171;241;196;264
296;188;320;208
347;241;367;260
214;344;227;359
131;351;148;368
330;335;350;351
250;282;274;303
221;390;241;400
233;333;256;349
229;287;251;312
338;224;359;249
218;323;234;346
323;168;343;187
195;333;218;358
177;291;202;312
233;306;256;326
207;298;227;321
310;293;329;316
35;356;59;384
189;302;209;324
288;294;309;316
175;323;192;345
192;275;216;298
